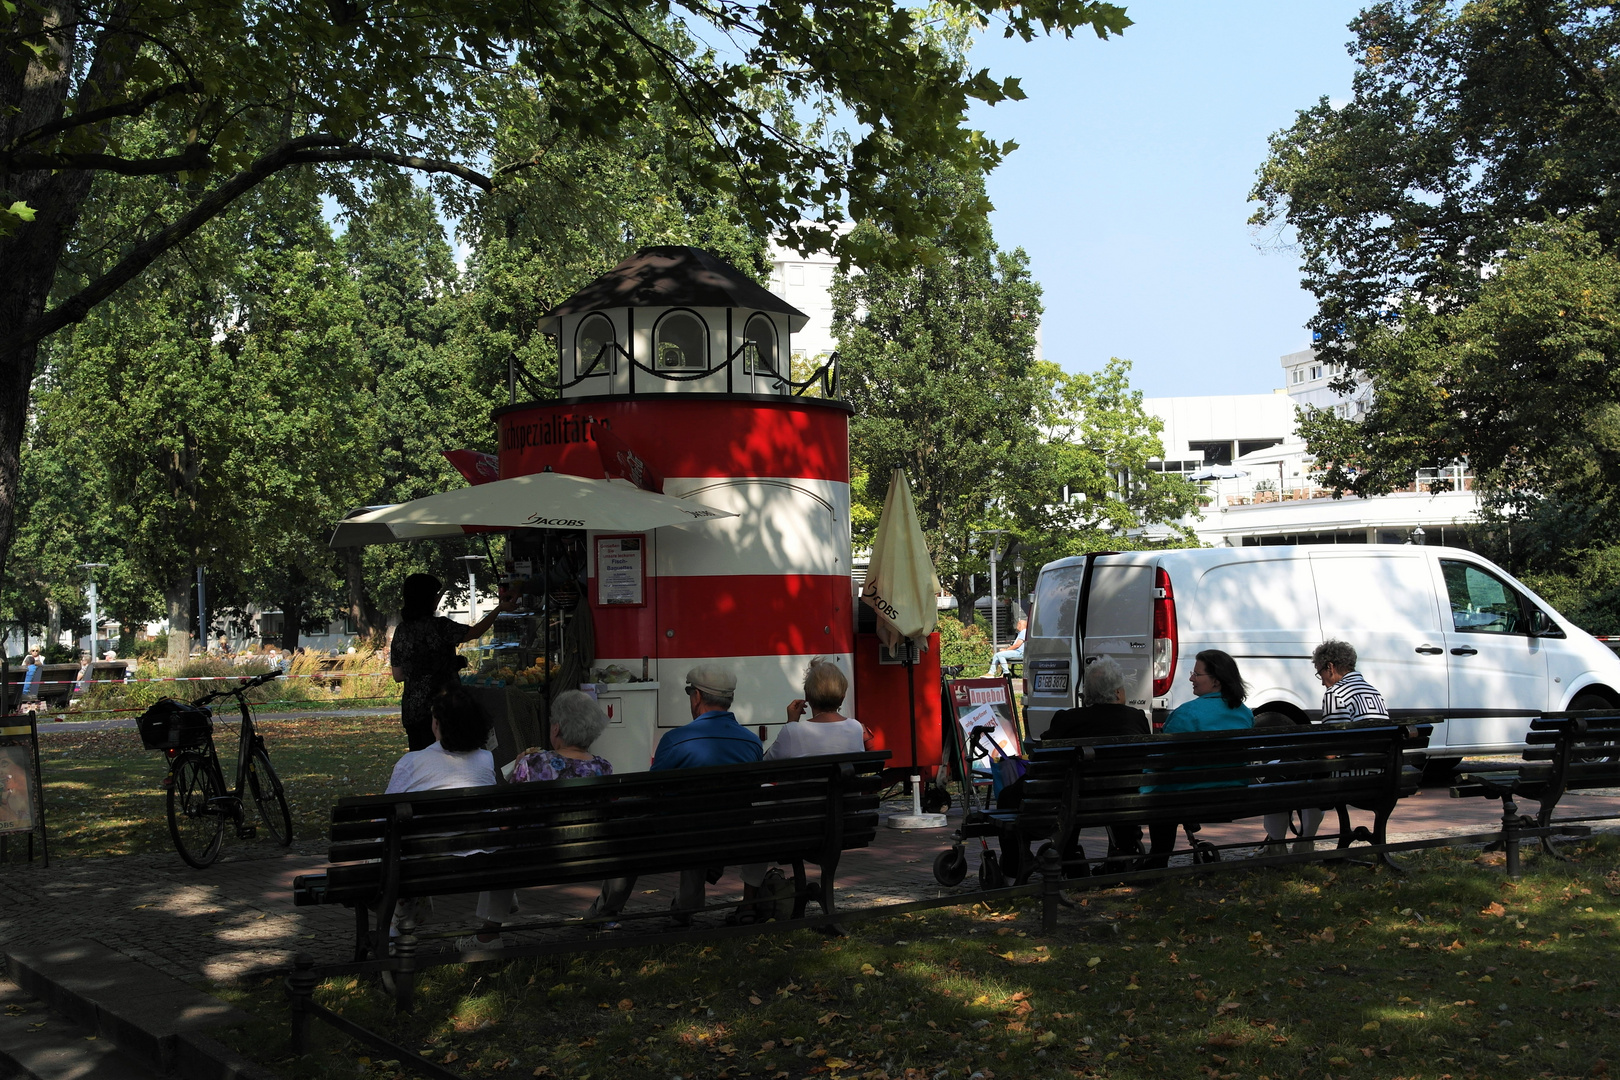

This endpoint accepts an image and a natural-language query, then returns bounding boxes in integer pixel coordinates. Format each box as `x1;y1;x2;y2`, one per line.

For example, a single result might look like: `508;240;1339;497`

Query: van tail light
1151;568;1177;697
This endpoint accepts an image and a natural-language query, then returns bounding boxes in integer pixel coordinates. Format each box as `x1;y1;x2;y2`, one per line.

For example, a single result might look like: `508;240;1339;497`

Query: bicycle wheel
248;745;293;846
167;752;225;868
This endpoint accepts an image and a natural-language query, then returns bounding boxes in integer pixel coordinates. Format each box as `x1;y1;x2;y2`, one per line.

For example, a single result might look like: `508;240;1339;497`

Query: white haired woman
459;691;613;949
735;658;867;923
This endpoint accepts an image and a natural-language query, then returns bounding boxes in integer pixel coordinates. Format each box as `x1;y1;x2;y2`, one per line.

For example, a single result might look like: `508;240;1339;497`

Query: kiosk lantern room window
655;311;707;370
744;314;778;373
575;313;614;375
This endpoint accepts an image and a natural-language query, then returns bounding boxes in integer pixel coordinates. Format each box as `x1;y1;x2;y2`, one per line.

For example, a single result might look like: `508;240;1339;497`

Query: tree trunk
45;599;61;651
165;580;191;661
344;546;382;641
0;4;131;585
279;593;304;653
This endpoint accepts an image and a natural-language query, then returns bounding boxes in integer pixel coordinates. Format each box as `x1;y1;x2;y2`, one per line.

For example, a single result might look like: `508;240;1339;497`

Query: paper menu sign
958;702;1020;760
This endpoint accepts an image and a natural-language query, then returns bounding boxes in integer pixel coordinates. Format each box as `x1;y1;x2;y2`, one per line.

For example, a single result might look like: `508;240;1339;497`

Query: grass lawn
33;712;401;858
214;838;1620;1080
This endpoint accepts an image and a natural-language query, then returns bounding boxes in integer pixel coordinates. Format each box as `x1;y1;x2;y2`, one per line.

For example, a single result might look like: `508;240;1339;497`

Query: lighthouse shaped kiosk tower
496;246;855;769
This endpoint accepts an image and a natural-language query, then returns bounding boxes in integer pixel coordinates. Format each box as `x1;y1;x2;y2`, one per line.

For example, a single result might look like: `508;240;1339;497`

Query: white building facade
1142;350;1479;548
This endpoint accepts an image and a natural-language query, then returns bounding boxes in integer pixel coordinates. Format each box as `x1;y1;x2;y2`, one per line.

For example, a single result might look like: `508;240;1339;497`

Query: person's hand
786;699;808;723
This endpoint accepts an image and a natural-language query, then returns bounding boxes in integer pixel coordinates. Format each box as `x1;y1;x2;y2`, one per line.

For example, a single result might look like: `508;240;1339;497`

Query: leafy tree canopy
1254;0;1620;599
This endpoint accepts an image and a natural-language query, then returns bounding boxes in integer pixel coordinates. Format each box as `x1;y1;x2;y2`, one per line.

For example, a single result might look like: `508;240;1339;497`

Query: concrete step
2;941;277;1080
0;977;160;1080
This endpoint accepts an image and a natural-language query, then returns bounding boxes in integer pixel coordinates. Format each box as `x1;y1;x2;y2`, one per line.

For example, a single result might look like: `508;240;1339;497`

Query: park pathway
3;783;1612;991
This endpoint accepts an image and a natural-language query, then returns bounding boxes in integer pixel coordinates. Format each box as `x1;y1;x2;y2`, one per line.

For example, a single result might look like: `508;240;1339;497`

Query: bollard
286;952;319;1055
1039;846;1064;933
393;910;418;1012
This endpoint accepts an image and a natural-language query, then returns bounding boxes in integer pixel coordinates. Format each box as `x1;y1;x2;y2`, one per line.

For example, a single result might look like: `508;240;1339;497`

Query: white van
1022;544;1620;766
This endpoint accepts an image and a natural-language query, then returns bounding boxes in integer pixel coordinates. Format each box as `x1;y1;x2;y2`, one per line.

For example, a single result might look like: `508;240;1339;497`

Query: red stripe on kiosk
496;396;849;482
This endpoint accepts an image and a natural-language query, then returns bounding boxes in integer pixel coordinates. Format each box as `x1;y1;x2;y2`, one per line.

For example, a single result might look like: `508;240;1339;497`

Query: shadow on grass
212;836;1620;1080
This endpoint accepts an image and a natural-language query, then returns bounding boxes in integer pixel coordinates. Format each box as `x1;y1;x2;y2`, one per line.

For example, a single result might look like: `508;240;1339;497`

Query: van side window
1441;560;1525;634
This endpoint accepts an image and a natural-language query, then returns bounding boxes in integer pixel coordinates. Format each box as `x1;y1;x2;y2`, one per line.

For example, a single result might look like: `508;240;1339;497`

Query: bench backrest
1030;720;1432;828
318;751;888;905
1527;711;1620;791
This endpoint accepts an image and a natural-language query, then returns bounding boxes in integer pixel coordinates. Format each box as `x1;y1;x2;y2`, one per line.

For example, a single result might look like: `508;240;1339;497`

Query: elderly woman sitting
460;691;614;949
734;658;866;923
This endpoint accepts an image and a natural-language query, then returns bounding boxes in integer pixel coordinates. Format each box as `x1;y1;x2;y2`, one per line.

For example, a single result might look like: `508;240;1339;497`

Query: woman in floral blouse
511;690;613;781
461;690;612;950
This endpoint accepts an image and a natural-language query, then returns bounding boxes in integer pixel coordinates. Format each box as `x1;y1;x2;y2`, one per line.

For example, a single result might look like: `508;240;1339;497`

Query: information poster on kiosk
595;534;646;606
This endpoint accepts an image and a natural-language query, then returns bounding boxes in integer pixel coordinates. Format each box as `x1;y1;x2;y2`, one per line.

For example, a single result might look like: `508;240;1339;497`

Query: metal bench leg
1369;807;1404;873
1039;847;1065;933
353;904;371;962
287;952;318;1056
790;860;811;919
1501;795;1521;878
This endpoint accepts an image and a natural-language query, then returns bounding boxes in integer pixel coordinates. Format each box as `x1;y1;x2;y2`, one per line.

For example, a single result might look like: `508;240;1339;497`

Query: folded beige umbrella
861;468;940;648
329;472;737;547
860;469;946;828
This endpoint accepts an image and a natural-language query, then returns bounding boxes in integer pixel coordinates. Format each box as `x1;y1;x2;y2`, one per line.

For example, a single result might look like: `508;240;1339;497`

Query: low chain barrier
27;695;403;718
17;670;394;687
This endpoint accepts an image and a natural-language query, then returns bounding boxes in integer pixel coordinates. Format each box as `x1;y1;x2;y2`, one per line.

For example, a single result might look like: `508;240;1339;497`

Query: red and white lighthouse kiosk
496;246;875;770
338;245;941;776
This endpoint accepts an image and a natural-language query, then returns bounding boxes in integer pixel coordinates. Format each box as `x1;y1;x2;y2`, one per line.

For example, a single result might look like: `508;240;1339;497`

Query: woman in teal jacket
1143;650;1254;867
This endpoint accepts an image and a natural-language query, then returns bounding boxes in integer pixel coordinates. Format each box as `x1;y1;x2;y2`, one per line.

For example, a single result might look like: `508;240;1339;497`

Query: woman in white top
384;687;508;951
739;658;867;921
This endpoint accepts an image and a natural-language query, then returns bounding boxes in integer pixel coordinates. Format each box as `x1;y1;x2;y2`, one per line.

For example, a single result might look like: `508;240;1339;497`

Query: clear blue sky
967;1;1366;398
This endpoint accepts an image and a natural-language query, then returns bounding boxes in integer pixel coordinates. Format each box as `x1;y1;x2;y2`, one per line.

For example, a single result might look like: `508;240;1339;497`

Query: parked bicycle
137;669;292;867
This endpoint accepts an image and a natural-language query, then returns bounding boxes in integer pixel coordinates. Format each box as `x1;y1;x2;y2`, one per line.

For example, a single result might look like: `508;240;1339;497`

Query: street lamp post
79;563;108;658
457;555;485;631
976;529;1010;651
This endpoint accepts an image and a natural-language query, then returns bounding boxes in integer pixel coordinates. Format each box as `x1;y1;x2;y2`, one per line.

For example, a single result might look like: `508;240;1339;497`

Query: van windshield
1032;566;1083;639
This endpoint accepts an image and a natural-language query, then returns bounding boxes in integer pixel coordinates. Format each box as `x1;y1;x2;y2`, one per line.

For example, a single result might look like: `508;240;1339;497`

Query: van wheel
1421;757;1462;786
1570;693;1616;761
1254;710;1299;730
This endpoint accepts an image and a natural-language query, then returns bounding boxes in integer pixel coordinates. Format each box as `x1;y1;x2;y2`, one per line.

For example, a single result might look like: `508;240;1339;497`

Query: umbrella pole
887;638;947;829
906;647;920;817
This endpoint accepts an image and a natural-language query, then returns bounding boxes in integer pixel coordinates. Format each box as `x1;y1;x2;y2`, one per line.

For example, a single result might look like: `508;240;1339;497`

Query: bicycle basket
137;698;213;750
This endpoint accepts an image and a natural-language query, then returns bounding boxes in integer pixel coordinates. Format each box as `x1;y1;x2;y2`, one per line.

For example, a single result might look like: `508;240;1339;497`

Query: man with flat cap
591;663;762;925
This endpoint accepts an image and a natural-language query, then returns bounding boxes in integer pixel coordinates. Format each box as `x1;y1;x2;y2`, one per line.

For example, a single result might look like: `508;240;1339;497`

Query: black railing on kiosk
507;345;842;403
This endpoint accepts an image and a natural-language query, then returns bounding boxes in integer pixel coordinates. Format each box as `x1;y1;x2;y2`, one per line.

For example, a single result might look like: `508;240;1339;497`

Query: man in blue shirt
592;664;762;925
653;665;762;770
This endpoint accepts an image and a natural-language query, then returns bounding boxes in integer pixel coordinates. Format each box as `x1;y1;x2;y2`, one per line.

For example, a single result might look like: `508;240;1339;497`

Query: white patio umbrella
329;471;736;548
1186;465;1249;482
860;469;946;829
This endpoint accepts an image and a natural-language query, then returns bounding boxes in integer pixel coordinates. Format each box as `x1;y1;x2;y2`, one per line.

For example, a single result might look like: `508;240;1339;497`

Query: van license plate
1033;673;1069;693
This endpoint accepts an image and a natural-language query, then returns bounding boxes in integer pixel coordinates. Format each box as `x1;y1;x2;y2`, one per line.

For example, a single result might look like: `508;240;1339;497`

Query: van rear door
1082;561;1156;712
1024;560;1086;739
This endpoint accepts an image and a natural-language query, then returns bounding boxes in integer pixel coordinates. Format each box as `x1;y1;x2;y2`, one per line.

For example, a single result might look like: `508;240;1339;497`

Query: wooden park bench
1450;710;1620;874
289;750;888;1013
940;719;1433;886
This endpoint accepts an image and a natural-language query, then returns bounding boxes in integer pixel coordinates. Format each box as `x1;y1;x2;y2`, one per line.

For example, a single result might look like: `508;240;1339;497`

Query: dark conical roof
538;246;808;332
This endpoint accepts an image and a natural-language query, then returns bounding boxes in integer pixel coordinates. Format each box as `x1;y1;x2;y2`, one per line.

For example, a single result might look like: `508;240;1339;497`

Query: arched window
655;311;707;370
744;314;777;373
575;313;615;375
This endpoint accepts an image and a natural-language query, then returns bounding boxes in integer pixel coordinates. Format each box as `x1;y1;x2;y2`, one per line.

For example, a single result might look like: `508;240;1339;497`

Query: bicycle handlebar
191;669;282;708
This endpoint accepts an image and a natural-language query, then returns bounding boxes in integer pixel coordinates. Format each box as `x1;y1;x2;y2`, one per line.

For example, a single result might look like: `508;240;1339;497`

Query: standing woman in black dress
390;573;509;751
